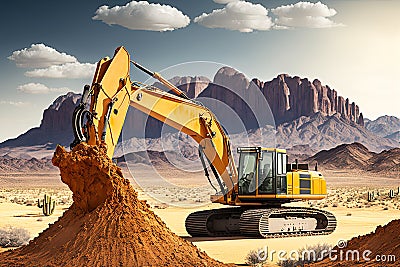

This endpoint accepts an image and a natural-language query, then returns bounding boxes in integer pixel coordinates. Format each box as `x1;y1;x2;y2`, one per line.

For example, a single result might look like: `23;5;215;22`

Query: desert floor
0;168;399;265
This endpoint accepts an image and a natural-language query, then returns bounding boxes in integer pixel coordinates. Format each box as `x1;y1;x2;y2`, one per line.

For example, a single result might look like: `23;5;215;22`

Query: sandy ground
155;204;400;264
0;169;399;265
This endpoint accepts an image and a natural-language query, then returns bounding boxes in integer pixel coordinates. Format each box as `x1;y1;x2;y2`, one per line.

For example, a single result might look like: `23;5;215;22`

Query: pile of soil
0;143;230;266
310;219;400;266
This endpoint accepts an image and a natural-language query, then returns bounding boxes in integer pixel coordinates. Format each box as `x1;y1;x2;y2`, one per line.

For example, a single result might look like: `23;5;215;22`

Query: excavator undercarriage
185;207;336;238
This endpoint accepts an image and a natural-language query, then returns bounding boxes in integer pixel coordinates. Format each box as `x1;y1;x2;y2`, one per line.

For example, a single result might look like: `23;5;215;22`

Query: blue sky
0;0;399;142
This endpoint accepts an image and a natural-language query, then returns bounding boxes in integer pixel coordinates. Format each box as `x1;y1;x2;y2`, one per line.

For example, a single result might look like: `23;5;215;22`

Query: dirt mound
0;143;230;266
310;219;400;266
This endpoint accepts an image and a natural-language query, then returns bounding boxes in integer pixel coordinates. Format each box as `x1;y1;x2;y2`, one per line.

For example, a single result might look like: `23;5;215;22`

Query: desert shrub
0;226;30;247
277;259;297;267
245;248;268;267
277;243;331;267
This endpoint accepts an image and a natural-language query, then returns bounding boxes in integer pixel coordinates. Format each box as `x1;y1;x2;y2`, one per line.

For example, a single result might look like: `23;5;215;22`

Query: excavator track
185;207;336;238
185;207;244;237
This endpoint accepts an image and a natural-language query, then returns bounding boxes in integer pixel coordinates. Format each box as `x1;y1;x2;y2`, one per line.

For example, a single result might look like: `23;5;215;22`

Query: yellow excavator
71;46;336;238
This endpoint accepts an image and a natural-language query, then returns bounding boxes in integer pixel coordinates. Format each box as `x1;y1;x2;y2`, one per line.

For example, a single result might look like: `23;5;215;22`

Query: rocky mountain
275;112;398;153
0;92;80;148
385;131;400;141
114;112;397;165
365;115;400;141
308;142;400;174
126;67;365;138
1;67;398;161
114;150;198;168
227;69;364;126
307;142;375;169
116;111;397;155
366;147;400;173
197;67;271;132
0;155;55;172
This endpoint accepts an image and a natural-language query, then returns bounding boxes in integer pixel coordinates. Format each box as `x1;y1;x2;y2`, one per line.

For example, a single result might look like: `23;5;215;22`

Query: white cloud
17;83;72;94
8;44;77;68
25;62;96;79
8;44;96;79
92;1;190;31
272;1;343;28
213;0;239;4
0;100;29;107
194;1;273;33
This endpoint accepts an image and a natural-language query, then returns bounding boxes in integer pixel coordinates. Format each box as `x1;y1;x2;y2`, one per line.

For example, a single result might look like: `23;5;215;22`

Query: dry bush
277;243;331;267
0;226;30;247
245;248;268;266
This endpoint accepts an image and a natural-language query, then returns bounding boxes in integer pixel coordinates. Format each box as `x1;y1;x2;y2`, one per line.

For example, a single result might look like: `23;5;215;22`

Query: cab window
238;152;257;194
258;151;274;194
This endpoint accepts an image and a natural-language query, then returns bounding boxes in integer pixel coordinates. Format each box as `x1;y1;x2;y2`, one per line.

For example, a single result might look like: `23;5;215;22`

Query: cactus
367;191;375;202
389;189;395;198
37;194;55;216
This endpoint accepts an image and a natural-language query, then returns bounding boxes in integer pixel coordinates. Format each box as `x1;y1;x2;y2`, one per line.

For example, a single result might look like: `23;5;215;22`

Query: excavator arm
71;46;238;199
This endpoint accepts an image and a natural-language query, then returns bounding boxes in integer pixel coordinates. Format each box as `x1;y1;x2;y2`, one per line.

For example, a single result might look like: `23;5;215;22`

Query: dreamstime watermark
256;239;396;263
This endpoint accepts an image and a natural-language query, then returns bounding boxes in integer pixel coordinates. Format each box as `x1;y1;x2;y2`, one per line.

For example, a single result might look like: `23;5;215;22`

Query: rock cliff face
197;67;265;132
253;74;364;126
0;92;80;148
40;93;81;133
197;68;364;135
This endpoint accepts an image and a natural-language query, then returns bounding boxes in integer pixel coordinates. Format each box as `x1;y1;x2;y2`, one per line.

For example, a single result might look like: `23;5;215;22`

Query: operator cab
235;147;326;204
237;147;287;196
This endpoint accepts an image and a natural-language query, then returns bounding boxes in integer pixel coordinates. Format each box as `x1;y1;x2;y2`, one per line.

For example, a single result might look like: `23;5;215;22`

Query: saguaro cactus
367;191;375;202
37;194;56;216
389;189;395;198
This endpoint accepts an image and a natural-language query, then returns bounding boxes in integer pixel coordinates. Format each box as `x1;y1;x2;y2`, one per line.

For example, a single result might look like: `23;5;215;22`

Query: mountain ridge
308;142;399;175
0;67;398;159
0;92;80;148
364;115;399;142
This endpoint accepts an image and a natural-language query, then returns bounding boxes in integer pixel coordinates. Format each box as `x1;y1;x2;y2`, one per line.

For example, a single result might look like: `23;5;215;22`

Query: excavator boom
71;46;237;196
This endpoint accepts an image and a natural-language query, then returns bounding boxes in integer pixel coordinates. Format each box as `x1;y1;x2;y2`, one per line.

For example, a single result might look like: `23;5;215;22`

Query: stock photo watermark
255;239;396;264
